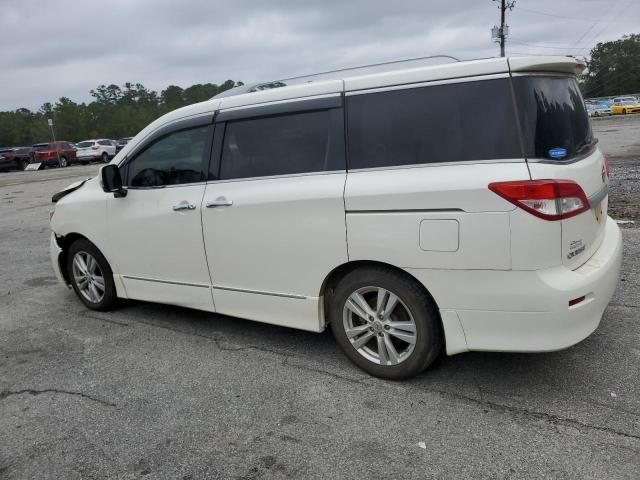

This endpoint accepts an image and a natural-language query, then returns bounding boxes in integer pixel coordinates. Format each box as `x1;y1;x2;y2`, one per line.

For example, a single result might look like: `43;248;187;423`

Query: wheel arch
56;233;116;284
319;260;445;341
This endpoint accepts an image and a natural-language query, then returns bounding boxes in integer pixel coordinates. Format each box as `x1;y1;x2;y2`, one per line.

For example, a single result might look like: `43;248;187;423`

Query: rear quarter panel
344;162;530;270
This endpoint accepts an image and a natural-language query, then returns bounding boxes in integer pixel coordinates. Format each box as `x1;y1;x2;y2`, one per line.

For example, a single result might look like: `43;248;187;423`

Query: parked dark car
115;137;133;153
32;141;77;167
0;146;33;170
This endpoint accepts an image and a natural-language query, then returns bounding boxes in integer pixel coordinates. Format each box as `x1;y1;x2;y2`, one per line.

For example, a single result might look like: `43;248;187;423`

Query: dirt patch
608;155;640;225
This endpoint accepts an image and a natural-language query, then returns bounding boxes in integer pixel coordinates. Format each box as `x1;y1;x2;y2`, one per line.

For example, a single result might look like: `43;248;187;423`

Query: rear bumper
408;216;623;354
76;152;102;160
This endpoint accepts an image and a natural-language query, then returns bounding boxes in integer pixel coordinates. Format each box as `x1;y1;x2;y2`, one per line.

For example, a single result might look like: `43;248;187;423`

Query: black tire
59;156;68;168
18;159;29;170
329;266;442;380
101;152;109;163
66;239;118;311
622;109;627;115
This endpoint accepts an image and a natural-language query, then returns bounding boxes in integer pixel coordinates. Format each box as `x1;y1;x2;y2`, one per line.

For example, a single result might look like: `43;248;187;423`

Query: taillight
603;155;610;177
488;180;590;221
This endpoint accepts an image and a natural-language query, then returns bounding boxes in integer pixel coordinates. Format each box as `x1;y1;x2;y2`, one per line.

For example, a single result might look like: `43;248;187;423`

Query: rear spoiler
508;56;586;75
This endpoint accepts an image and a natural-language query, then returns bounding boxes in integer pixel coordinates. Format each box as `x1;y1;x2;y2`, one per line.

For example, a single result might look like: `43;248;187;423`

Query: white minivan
50;56;622;379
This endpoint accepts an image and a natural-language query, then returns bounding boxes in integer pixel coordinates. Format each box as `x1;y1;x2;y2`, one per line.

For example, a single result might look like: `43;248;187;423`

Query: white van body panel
202;173;348;332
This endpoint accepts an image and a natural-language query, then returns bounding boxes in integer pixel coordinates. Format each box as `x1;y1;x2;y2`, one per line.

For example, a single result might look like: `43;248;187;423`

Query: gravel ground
593;114;640;225
1;119;639;479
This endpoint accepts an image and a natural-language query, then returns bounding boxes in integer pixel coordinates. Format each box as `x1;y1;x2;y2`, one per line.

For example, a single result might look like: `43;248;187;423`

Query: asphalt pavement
1;124;639;478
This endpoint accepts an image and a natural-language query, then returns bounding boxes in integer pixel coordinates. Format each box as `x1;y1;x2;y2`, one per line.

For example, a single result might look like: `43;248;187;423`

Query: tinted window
77;141;95;148
513;76;593;161
218;109;344;180
347;79;522;169
98;140;111;146
126;126;210;187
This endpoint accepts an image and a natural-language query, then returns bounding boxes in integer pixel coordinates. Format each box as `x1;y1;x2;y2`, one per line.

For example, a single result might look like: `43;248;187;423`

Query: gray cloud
1;0;638;110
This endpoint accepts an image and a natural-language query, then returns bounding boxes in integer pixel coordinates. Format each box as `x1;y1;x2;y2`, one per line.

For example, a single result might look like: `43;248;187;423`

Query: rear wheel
101;152;109;163
329;266;442;379
66;239;118;311
18;159;28;170
622;109;627;115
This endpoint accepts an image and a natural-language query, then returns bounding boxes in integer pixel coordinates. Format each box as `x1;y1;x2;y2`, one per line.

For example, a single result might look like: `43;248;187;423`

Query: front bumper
409;216;623;354
50;233;68;286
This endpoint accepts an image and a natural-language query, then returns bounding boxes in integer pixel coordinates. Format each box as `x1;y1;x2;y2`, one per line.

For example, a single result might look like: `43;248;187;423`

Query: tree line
579;34;640;98
0;80;242;147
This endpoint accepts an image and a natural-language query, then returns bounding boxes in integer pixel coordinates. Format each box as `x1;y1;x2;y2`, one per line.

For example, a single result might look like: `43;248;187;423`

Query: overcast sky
1;0;638;110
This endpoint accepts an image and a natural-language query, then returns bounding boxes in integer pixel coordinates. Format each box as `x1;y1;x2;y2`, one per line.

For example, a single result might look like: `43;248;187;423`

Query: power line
507;39;590;51
576;0;632;49
516;6;596;22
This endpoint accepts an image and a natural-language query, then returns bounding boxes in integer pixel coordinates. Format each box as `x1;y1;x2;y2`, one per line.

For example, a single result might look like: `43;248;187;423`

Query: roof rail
213;54;461;99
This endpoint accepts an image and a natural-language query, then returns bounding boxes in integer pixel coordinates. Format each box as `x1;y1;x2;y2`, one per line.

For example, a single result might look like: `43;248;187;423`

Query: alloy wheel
71;251;105;304
342;286;417;366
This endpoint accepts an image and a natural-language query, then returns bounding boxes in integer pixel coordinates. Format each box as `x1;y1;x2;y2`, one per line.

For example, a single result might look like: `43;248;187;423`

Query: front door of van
106;123;215;312
201;104;348;331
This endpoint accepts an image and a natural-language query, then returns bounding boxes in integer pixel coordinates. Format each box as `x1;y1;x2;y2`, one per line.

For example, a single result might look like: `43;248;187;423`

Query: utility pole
492;0;515;57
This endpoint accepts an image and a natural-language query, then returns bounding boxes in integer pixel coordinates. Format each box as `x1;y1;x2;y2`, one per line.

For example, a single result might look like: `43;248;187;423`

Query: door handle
206;196;233;208
172;201;196;211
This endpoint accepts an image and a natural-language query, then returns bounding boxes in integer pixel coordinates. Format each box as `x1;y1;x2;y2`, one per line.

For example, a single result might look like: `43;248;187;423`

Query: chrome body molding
212;285;307;300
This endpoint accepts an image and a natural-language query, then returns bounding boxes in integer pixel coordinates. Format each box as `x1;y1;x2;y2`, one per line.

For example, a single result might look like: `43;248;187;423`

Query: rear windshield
32;143;51;150
77;141;95;148
512;76;594;161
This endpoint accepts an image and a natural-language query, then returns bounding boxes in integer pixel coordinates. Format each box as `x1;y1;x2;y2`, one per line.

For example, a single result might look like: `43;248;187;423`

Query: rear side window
98;140;111;146
512;76;593;161
346;78;522;169
218;109;344;180
77;141;94;148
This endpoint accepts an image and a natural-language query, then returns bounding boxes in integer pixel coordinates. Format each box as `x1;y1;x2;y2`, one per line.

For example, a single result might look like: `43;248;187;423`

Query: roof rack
213;54;461;99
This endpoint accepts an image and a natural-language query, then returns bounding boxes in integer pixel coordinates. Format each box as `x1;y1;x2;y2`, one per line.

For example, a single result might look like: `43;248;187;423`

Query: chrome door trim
122;275;210;289
213;285;307;300
206;196;233;208
588;183;609;208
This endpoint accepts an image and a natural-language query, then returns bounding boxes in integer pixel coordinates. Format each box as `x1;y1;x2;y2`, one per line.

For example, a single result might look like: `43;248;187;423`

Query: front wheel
59;156;68;167
66;239;118;311
622;109;627;115
329;266;442;379
101;152;109;163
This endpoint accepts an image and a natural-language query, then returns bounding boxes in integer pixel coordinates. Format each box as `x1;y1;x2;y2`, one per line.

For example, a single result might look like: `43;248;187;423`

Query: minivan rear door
511;74;609;269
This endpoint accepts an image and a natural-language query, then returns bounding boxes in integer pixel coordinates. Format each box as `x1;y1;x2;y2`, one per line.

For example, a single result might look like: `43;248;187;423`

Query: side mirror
101;164;127;198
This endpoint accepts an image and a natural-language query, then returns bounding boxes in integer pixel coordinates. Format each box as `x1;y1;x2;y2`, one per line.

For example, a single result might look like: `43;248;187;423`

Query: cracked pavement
1;118;640;479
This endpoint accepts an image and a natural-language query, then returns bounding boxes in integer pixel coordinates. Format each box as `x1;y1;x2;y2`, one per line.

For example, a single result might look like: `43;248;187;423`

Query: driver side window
126;125;210;188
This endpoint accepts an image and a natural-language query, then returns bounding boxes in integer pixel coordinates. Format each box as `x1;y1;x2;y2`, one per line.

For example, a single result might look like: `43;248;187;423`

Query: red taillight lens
603;155;610;178
489;180;590;221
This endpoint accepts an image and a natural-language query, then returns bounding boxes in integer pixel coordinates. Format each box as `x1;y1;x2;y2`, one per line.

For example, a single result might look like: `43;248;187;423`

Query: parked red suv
32;141;77;167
